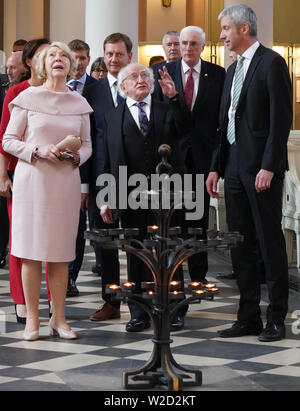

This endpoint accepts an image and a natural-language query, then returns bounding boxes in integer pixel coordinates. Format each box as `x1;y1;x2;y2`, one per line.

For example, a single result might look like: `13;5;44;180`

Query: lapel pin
204;73;208;77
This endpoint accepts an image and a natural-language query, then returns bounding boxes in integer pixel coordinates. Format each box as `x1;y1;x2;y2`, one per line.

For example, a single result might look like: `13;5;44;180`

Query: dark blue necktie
114;81;123;106
135;102;149;136
116;90;123;105
72;80;80;91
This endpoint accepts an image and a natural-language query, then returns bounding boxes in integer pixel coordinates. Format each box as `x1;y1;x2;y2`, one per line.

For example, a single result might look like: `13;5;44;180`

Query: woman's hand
59;149;80;168
0;173;13;198
36;144;61;163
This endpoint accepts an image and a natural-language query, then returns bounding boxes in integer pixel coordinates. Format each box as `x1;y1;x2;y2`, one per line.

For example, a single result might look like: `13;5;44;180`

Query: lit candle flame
108;284;119;290
123;282;133;287
205;283;216;289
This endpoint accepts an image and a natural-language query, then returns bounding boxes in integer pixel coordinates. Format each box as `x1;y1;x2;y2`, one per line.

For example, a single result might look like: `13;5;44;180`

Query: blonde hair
37;41;76;82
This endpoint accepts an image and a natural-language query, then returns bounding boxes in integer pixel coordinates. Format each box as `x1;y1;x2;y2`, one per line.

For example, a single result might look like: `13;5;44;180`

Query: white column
85;0;138;65
223;0;273;67
50;0;86;44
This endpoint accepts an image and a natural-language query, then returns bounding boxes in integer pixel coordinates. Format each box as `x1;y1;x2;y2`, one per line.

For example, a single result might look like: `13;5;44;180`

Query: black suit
82;77;122;307
102;96;189;320
211;44;292;327
68;74;99;284
154;58;225;284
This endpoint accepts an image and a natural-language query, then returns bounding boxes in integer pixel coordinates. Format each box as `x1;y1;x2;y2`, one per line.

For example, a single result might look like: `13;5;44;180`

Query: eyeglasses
123;71;151;82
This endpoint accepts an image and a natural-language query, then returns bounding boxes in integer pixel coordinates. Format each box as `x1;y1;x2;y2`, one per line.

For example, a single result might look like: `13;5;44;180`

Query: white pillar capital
85;0;138;66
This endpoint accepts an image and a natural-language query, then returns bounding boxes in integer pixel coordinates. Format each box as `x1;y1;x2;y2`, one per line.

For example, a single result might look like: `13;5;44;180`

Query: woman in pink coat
3;42;93;341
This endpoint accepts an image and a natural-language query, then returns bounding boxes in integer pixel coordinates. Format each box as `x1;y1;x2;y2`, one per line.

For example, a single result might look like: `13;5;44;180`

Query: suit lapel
192;59;209;112
237;45;265;109
173;59;184;95
110;101;127;165
150;99;164;144
221;63;236;120
103;77;116;109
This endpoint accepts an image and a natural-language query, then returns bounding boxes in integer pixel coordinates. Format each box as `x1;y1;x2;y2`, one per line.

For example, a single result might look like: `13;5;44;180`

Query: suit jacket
78;74;97;184
153;58;225;174
101;96;190;219
211;44;293;178
82;77;119;189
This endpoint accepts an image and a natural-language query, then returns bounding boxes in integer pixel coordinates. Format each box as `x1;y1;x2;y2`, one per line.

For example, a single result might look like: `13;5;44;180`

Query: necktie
114;81;123;106
227;56;245;145
135;102;149;136
184;68;194;111
72;80;80;91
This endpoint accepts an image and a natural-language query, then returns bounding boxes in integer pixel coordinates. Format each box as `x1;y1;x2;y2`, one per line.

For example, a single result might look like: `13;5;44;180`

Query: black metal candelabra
85;145;243;391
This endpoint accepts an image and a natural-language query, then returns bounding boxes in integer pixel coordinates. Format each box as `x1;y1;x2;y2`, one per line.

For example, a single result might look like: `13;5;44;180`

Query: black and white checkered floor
0;245;299;392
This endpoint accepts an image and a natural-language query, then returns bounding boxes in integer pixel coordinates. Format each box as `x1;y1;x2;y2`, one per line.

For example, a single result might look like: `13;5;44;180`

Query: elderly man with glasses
99;63;190;332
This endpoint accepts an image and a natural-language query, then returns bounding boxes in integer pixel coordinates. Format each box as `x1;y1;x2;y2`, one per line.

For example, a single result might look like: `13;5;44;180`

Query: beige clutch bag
56;135;81;152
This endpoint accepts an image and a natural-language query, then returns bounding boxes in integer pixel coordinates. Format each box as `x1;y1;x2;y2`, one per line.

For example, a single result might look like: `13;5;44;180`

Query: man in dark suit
153;25;225;329
100;63;189;332
206;4;292;342
66;39;98;296
150;31;181;81
83;33;133;322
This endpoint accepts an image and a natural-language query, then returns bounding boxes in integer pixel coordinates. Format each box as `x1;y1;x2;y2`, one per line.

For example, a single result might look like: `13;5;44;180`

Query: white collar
126;93;151;108
241;41;260;61
67;72;87;86
181;58;201;74
107;72;118;88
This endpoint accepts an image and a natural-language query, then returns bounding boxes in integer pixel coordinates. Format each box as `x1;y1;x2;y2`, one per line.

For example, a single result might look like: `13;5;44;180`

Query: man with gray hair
100;63;189;332
154;25;225;330
162;31;181;63
206;4;292;342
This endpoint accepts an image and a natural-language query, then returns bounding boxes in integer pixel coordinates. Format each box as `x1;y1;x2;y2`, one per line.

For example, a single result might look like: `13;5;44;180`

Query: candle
122;282;135;288
204;283;216;289
190;281;201;288
141;281;155;290
193;289;205;295
170;290;183;299
106;284;121;294
142;290;156;299
169;280;181;291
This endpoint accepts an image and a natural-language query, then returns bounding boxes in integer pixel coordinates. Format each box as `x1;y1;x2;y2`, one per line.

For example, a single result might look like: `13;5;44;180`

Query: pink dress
2;85;93;262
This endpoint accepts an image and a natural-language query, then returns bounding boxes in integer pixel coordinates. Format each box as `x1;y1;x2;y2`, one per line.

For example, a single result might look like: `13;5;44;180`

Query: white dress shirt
228;41;260;121
107;72;119;107
66;73;87;95
126;94;151;131
181;58;202;110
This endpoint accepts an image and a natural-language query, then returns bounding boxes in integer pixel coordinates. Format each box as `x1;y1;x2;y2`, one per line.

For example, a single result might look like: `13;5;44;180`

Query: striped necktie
227;56;245;145
135;102;149;136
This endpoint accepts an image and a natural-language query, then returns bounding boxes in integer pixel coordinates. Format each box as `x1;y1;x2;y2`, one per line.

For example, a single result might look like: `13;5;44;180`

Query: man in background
66;39;98;297
83;33;133;322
